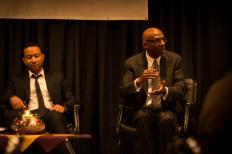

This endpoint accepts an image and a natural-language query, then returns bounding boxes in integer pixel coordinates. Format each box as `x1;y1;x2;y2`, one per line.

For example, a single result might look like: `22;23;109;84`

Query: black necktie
32;74;47;116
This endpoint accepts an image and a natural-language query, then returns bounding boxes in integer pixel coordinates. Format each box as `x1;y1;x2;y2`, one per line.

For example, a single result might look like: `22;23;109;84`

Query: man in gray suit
120;27;186;154
1;42;74;133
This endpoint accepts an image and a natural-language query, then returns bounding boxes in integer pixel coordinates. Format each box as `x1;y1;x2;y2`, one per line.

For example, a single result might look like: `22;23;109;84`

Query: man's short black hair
21;42;42;57
23;42;41;50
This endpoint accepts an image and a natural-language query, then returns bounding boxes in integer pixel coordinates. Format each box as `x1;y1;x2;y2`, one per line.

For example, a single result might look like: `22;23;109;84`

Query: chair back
116;105;136;136
183;78;197;133
66;104;80;134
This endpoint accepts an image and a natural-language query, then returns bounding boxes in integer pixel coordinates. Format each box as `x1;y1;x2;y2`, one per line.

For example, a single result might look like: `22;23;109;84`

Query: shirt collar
146;51;161;67
29;69;45;78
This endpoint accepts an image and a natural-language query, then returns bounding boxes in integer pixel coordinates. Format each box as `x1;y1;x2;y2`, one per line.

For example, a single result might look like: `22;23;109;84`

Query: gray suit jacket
120;50;186;117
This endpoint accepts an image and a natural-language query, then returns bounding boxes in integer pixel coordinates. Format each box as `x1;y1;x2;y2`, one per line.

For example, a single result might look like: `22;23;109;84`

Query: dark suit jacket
1;71;74;110
120;50;186;119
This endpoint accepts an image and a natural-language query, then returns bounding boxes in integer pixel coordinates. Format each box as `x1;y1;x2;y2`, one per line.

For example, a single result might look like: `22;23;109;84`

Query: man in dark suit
120;27;186;154
1;42;74;133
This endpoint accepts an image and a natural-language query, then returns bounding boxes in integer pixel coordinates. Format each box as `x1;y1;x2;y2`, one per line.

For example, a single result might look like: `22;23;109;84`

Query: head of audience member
142;27;166;59
22;42;44;75
197;73;232;154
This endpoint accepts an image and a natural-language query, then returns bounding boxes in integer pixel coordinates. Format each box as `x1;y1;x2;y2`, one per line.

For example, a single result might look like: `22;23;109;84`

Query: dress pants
133;108;177;154
41;110;67;134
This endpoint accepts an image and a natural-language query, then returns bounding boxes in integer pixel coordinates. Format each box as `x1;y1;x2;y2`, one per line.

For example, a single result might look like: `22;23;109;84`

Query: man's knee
159;111;177;124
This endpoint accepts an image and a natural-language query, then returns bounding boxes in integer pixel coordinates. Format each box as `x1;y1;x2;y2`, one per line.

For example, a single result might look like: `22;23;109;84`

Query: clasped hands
136;68;167;95
10;96;66;113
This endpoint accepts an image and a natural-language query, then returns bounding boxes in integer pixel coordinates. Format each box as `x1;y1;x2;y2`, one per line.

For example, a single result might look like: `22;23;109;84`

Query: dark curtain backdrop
0;1;231;154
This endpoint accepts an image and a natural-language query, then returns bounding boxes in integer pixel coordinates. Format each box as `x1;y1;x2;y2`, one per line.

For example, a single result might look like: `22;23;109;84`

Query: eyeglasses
145;37;167;45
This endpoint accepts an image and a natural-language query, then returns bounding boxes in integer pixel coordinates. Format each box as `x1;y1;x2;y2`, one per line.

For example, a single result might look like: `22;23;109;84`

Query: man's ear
41;53;45;62
143;41;148;49
22;57;27;65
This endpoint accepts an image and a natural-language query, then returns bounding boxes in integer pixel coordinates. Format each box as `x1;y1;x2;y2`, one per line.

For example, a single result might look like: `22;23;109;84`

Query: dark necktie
151;60;161;108
32;74;47;116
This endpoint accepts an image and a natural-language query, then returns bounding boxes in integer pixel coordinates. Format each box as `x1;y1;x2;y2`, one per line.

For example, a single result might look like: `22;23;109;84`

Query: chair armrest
184;103;192;132
72;104;80;134
116;105;123;134
119;123;137;136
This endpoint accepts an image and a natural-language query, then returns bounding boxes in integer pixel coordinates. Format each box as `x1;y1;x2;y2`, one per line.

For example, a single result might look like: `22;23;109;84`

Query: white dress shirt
28;69;54;111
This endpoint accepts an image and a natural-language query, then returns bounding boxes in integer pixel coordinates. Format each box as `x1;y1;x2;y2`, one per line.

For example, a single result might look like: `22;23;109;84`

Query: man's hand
10;96;27;110
136;68;159;87
148;80;167;95
52;104;66;113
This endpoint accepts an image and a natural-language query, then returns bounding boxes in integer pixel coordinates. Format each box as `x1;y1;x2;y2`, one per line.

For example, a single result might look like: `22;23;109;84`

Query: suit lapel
45;72;53;99
160;51;172;81
160;56;167;80
137;52;148;92
23;72;30;104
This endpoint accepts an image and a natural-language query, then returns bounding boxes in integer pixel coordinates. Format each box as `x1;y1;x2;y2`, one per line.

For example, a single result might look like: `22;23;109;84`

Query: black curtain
0;0;231;154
